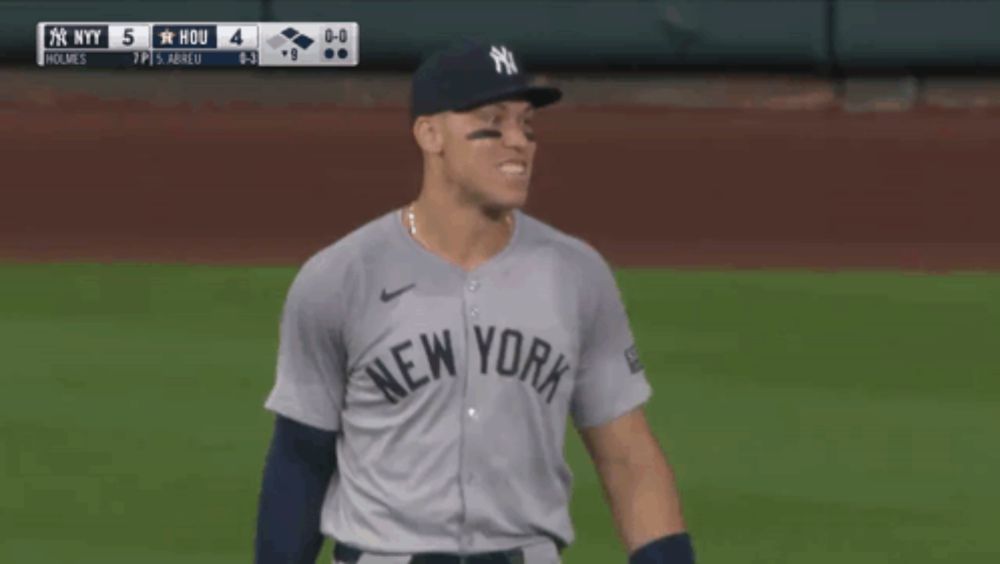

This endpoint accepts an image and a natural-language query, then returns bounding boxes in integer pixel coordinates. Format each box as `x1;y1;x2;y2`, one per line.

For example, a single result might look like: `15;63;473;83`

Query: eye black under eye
467;128;502;140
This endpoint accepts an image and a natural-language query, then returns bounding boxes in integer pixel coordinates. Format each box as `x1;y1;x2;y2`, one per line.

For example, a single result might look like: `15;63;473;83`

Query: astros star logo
159;29;176;45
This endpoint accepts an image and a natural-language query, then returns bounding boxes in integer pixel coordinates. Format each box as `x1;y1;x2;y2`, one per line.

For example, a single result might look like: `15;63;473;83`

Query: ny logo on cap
489;45;518;76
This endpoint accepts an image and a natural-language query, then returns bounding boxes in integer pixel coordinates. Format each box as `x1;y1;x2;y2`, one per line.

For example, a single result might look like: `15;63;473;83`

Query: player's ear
413;114;444;154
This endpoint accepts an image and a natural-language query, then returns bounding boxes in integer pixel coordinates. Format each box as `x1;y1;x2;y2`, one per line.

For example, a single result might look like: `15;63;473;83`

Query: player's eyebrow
498;100;535;116
479;105;531;120
475;107;502;121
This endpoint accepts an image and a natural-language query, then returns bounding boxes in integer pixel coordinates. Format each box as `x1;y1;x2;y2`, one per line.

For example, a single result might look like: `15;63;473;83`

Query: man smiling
255;38;696;564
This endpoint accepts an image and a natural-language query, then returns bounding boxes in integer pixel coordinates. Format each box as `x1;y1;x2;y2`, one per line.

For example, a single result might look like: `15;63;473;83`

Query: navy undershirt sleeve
255;415;339;564
629;532;696;564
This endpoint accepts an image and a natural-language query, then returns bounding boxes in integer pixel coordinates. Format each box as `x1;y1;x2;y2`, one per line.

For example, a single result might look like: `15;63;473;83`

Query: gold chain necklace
407;203;419;237
407;202;512;240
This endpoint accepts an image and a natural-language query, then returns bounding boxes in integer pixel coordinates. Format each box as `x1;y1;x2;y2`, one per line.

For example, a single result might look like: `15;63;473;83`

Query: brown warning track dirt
2;102;998;271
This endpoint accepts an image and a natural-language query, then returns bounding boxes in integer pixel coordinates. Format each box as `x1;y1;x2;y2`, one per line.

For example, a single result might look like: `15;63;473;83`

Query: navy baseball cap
410;38;562;119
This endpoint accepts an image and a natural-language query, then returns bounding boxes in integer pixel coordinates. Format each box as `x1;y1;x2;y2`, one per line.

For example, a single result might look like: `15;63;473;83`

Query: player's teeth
500;163;526;174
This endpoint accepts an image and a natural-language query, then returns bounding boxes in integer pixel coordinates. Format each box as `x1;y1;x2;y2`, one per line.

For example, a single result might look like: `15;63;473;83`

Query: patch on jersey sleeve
624;344;643;374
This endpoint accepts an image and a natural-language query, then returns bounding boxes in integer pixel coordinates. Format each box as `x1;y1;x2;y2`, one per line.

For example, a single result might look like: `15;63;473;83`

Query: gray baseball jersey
264;207;652;555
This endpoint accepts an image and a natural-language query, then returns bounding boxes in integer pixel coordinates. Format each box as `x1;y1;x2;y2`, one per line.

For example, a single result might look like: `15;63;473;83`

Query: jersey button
467;407;478;419
467;279;480;292
469;306;480;318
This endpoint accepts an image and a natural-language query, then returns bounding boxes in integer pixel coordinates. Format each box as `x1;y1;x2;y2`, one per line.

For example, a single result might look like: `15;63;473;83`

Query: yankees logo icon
489;45;518;75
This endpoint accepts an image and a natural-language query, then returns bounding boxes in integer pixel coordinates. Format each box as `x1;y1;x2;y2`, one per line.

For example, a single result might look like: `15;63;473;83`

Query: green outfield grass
1;262;997;564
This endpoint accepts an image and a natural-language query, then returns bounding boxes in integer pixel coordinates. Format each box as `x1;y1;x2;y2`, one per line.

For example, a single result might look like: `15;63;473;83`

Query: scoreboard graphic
37;22;359;68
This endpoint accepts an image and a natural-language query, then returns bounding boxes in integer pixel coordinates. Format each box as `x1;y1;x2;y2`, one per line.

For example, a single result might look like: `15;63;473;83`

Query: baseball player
254;38;695;564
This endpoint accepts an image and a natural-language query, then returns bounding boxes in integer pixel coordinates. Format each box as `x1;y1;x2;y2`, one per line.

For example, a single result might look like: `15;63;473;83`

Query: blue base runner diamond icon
266;27;314;52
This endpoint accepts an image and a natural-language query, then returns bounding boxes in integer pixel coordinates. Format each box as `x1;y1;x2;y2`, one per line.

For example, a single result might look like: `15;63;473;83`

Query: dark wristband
628;532;695;564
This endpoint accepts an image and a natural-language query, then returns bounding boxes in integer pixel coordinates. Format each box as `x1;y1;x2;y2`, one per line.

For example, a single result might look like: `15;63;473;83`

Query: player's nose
502;125;532;149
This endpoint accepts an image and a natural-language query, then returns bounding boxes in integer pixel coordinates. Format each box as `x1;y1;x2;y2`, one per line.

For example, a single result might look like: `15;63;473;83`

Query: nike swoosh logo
380;283;416;303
